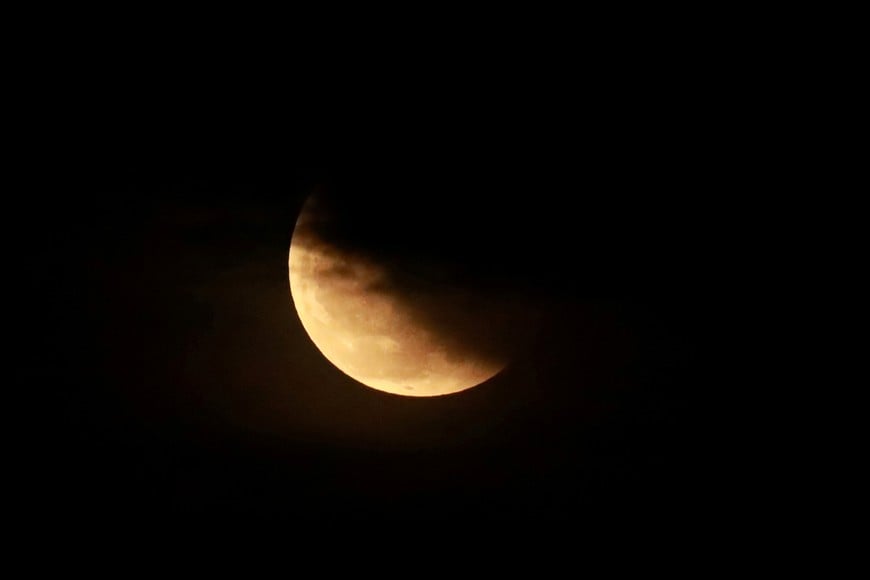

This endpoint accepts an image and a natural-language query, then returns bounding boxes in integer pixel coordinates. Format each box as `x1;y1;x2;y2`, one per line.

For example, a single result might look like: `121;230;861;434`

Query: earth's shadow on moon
289;187;544;395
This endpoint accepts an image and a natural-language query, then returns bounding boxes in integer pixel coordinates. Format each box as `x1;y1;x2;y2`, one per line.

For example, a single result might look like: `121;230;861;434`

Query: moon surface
288;192;524;397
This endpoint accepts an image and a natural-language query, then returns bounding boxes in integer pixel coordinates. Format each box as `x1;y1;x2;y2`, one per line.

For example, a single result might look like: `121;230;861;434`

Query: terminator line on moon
288;192;515;397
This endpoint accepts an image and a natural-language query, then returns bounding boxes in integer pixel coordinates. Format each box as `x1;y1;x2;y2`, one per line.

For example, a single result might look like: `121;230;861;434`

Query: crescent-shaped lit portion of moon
288;196;506;397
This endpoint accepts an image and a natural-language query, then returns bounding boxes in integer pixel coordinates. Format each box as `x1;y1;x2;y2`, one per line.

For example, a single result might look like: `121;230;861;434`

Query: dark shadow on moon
290;187;543;376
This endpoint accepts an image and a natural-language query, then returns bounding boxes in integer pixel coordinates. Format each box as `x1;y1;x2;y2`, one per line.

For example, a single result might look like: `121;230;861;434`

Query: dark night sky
23;30;764;528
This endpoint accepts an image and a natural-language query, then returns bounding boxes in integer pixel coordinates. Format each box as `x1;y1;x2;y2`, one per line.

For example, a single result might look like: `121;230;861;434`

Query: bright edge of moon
288;195;507;397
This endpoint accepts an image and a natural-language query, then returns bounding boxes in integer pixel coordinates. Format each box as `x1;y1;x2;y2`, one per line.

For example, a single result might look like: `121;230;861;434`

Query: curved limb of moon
288;203;506;397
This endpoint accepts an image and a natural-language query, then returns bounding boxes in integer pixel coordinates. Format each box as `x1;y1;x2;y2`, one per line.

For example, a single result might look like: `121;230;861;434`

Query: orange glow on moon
288;194;507;397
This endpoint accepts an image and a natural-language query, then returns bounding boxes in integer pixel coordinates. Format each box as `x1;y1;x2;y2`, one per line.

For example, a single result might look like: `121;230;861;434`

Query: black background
22;21;765;529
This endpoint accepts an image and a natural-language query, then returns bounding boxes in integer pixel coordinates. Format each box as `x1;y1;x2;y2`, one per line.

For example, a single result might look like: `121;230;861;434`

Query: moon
288;191;529;397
